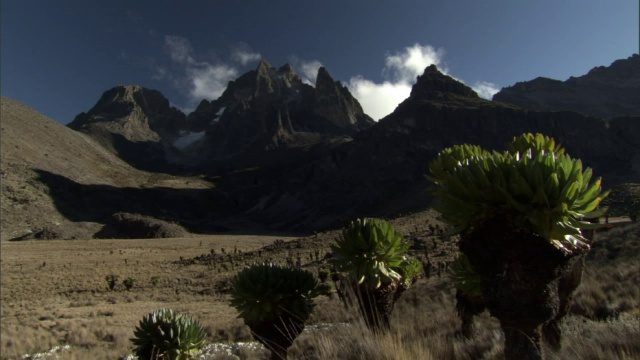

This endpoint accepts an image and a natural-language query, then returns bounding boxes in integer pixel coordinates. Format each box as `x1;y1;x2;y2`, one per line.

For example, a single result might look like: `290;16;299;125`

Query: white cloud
384;44;446;82
347;77;412;121
288;56;324;85
299;60;324;85
188;65;238;100
231;46;261;66
348;43;501;120
471;81;501;100
152;66;167;81
348;44;445;120
162;35;242;105
165;35;196;65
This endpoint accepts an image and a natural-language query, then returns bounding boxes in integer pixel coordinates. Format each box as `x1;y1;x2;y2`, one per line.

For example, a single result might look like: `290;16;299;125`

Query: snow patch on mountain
173;131;205;150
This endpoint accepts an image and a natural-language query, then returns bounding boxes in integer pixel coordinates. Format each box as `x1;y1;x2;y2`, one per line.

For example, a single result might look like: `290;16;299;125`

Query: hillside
0;97;213;240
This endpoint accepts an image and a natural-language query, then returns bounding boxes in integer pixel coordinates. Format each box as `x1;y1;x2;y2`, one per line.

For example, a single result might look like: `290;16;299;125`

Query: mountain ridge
69;60;374;172
493;54;640;119
2;56;639;238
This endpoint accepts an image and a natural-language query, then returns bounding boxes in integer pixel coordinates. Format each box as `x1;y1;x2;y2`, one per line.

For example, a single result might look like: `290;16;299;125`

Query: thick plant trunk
503;324;543;360
542;253;586;350
247;315;305;360
354;283;402;332
455;291;485;339
460;211;586;360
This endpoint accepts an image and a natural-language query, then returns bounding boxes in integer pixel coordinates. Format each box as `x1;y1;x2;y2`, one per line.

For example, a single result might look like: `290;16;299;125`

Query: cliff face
183;60;374;169
59;60;639;233
71;61;374;172
68;85;188;171
493;54;640;119
222;65;640;231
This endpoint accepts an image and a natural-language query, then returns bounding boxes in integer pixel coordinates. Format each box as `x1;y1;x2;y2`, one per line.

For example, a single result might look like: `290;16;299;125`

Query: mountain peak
256;59;273;72
410;65;478;100
278;63;296;76
315;66;335;88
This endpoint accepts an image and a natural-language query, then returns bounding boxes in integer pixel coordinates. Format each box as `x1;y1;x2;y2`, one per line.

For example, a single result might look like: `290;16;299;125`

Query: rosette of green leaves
230;263;318;324
396;257;424;288
131;308;206;360
449;254;482;300
428;133;609;255
330;218;418;289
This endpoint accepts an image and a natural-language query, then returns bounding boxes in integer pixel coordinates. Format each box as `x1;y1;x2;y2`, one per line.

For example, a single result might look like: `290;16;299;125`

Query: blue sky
1;1;638;123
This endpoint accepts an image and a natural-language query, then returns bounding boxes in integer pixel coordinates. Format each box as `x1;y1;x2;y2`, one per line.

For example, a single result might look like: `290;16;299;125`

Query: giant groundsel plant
428;133;608;254
230;263;318;360
131;308;206;360
331;218;422;331
428;133;609;360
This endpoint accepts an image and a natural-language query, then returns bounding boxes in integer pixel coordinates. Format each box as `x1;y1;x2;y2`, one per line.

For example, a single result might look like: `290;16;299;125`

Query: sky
1;1;638;124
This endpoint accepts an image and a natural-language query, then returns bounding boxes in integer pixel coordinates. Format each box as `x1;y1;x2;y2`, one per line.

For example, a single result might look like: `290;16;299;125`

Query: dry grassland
1;217;639;359
0;235;295;359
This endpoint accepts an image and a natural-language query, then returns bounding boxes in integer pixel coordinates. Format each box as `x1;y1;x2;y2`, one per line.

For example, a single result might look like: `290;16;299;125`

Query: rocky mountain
4;56;638;238
70;60;374;173
203;64;640;231
180;60;374;170
493;54;640;119
68;85;188;171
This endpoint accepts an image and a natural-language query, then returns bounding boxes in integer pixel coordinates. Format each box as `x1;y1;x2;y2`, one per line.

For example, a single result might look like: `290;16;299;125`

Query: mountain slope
0;97;212;240
216;65;640;231
493;54;640;119
68;85;188;171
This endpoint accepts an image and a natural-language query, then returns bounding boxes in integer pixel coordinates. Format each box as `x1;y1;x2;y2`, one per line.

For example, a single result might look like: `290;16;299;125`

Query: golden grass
1;222;639;359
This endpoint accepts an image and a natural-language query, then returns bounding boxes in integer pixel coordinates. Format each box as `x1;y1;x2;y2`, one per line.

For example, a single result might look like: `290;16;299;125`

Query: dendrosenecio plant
428;133;608;359
105;274;119;291
230;263;319;360
130;308;206;360
449;253;484;339
123;277;137;291
330;218;422;331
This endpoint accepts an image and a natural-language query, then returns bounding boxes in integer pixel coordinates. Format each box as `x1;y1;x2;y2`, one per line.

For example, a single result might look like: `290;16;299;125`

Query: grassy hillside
0;97;213;240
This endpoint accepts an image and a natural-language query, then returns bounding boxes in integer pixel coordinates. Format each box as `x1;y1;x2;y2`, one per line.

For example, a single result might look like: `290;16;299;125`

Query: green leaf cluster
131;308;206;360
449;254;482;300
428;133;609;254
230;263;318;324
123;277;137;291
330;218;421;289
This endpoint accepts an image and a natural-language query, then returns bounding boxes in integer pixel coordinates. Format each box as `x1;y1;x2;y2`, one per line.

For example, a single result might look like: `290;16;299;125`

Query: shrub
123;277;136;291
105;274;119;291
131;308;206;360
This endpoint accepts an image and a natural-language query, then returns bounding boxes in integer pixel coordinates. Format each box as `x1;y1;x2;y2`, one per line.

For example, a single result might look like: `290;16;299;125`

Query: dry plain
1;212;639;359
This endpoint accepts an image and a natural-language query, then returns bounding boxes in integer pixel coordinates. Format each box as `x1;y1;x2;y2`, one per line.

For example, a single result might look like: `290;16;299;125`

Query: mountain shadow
34;169;238;235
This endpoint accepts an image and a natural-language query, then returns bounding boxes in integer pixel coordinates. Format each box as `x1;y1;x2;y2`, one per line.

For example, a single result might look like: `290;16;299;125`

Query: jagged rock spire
410;65;478;99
